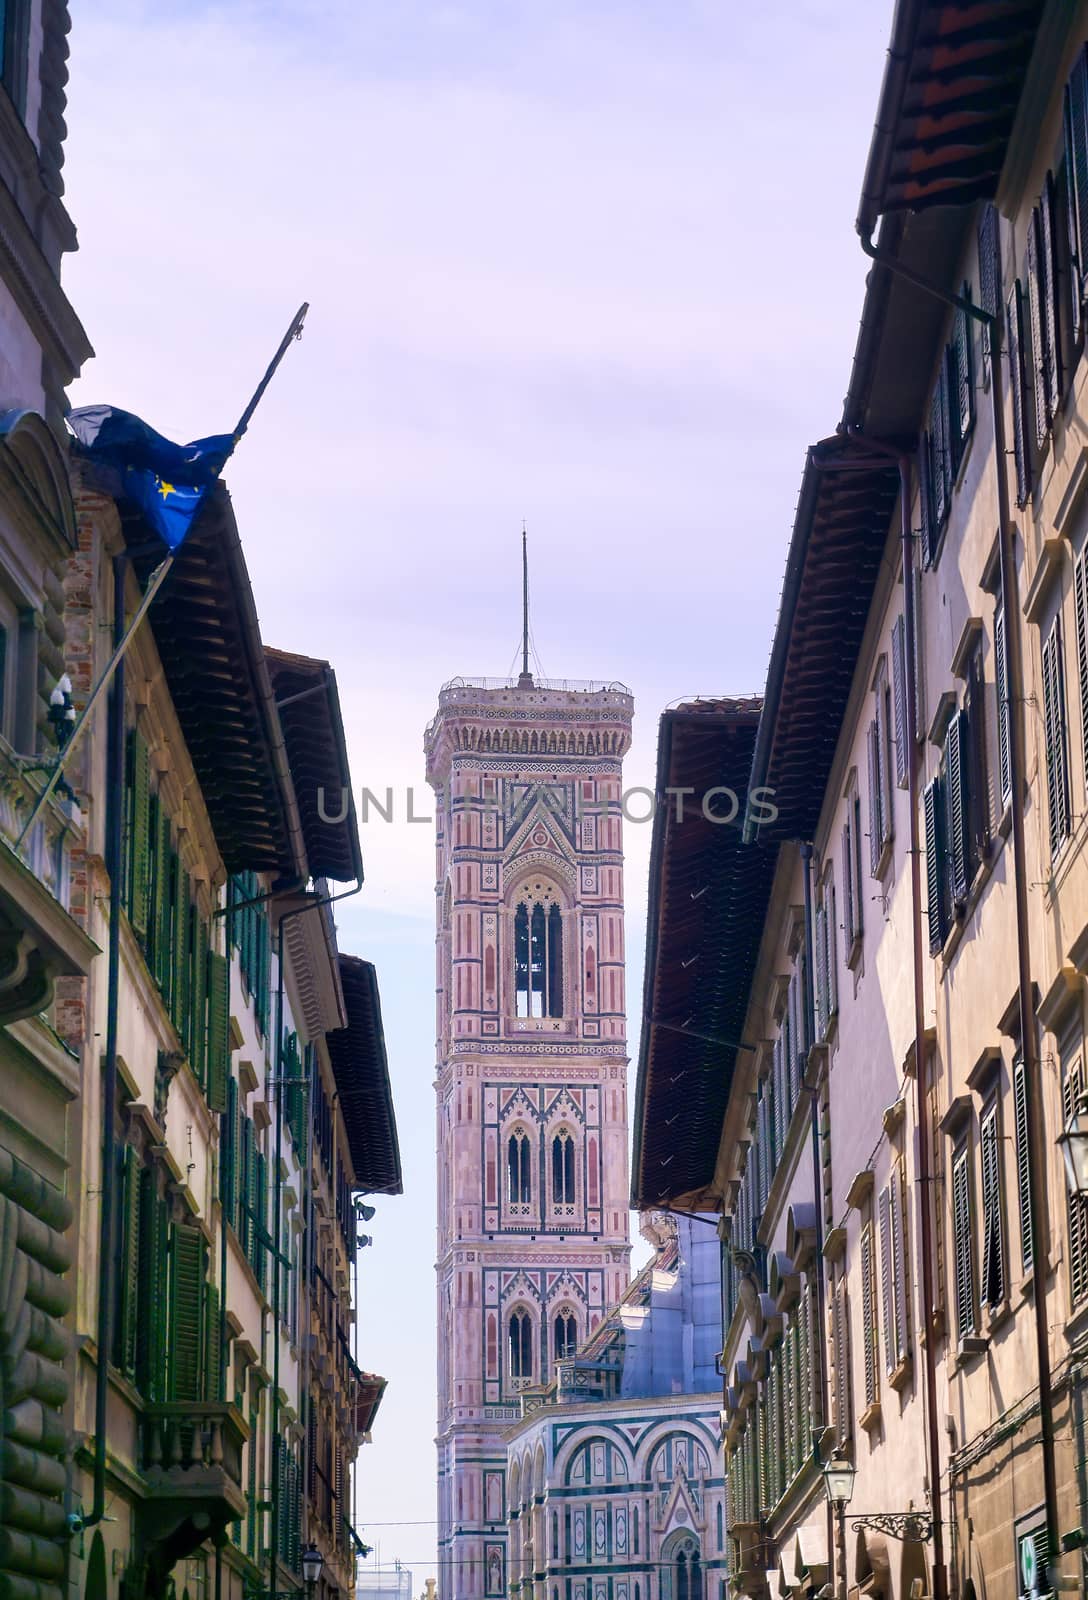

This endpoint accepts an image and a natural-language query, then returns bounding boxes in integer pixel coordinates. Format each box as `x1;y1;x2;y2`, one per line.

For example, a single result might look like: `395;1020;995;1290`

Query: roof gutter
321;663;364;884
631;709;676;1207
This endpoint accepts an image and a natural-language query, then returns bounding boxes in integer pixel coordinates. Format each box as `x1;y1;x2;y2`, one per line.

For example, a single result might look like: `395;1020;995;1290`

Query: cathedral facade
424;675;635;1600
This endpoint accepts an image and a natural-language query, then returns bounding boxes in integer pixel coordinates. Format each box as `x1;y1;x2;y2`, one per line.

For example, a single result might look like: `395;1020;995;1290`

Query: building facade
634;9;1088;1600
424;674;635;1600
505;1213;726;1600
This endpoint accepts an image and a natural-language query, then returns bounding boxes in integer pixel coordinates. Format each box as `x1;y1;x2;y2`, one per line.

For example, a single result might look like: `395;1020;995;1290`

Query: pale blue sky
64;0;893;1578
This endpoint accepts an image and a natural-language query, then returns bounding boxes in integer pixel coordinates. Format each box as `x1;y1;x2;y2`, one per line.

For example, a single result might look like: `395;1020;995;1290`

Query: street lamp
822;1453;856;1600
1058;1094;1088;1197
302;1546;324;1597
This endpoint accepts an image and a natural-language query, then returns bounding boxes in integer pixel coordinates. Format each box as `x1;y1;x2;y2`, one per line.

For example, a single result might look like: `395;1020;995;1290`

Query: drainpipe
84;551;128;1531
990;316;1060;1572
899;454;949;1600
799;844;834;1584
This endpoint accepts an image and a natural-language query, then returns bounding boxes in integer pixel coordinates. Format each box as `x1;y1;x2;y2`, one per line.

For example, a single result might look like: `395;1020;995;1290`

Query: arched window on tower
513;890;563;1017
507;1128;531;1210
551;1128;576;1208
677;1550;689;1600
508;1308;533;1382
554;1309;577;1364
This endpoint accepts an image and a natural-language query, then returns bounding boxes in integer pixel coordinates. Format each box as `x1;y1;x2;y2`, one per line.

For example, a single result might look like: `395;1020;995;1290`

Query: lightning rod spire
519;522;534;687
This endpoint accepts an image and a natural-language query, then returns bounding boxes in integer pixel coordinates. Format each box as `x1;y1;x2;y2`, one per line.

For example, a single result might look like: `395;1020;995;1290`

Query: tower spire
518;522;534;687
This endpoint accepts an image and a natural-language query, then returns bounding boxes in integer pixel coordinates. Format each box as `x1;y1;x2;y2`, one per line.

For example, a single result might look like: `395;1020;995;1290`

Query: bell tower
425;671;634;1600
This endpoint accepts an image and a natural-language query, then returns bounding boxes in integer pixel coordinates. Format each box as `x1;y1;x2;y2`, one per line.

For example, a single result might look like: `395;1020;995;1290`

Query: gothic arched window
513;889;563;1017
554;1309;577;1363
677;1551;690;1600
551;1128;575;1205
509;1308;533;1381
507;1128;531;1208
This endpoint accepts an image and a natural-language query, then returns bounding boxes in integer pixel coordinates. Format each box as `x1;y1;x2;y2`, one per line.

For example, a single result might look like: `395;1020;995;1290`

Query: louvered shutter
1075;550;1088;791
832;1279;850;1442
879;1186;895;1375
947;710;970;902
152;805;171;991
136;1168;169;1399
206;949;230;1113
841;823;854;952
930;383;948;531
892;617;908;786
826;881;838;1019
951;1145;975;1338
1012;1058;1034;1273
205;1280;221;1401
923;778;945;954
128;731;151;938
814;903;826;1041
254;1148;268;1292
772;1034;784;1161
1063;1056;1088;1306
1066;70;1088;346
891;1167;910;1363
950;304;973;467
918;434;935;567
1042;173;1063;406
117;1144;141;1378
1042;618;1071;855
222;1073;238;1231
994;601;1012;807
169;1225;206;1402
1017;1525;1053;1600
978;203;1001;368
1027;208;1051;448
980;1103;1005;1308
867;720;881;873
861;1223;877;1409
190;913;208;1090
172;873;190;1043
1008;285;1032;506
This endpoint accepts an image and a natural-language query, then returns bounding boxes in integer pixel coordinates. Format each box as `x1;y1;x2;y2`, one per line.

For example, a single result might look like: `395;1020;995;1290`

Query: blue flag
68;405;235;551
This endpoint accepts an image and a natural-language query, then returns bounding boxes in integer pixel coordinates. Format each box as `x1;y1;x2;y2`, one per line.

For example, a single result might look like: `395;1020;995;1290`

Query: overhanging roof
326;954;402;1195
120;482;308;882
745;440;900;844
632;699;777;1211
265;648;363;884
857;0;1046;238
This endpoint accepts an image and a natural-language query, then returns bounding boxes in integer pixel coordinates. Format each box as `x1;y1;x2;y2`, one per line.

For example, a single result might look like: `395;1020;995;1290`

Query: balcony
138;1402;249;1586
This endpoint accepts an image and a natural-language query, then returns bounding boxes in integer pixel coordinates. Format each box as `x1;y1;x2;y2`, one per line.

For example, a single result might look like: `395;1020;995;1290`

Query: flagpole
15;302;309;853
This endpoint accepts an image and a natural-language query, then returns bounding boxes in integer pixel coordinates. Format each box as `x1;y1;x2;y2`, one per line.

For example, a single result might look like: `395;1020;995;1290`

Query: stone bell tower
425;668;634;1600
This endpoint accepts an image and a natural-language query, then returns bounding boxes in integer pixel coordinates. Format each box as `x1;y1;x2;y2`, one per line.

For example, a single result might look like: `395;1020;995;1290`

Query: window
978;202;1001;382
842;784;864;962
994;588;1012;809
1064;48;1088;352
508;1308;533;1382
867;672;894;874
814;870;837;1041
979;1099;1006;1311
1041;616;1072;858
514;890;563;1017
1062;1045;1088;1307
919;295;976;564
924;692;988;952
551;1128;575;1208
951;1140;978;1341
1008;282;1033;507
830;1272;851;1444
891;616;909;787
879;1165;910;1376
507;1127;531;1211
553;1309;577;1364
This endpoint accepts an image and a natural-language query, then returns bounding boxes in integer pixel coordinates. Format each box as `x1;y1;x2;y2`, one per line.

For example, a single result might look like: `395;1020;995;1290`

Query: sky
63;0;894;1581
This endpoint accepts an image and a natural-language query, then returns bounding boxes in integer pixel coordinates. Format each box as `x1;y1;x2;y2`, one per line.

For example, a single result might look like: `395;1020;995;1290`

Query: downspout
899;454;949;1600
799;844;833;1585
84;551;128;1530
990;315;1061;1571
215;888;234;1600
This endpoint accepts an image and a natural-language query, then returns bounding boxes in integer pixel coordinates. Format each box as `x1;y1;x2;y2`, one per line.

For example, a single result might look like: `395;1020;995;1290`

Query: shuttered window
924;776;950;954
1041;175;1063;411
126;729;151;938
891;1163;910;1364
949;297;975;472
169;1224;207;1403
1063;1051;1088;1307
978;203;1001;377
1027;206;1051;450
867;720;882;875
1012;1057;1034;1274
114;1143;141;1379
1074;546;1088;791
831;1274;851;1445
951;1141;977;1340
1007;284;1032;507
1041;616;1072;857
879;1184;896;1377
230;872;272;1038
946;709;971;903
1016;1521;1053;1600
207;950;230;1114
136;1166;170;1400
1065;48;1088;347
994;595;1012;808
980;1100;1006;1310
860;1218;879;1412
892;616;909;787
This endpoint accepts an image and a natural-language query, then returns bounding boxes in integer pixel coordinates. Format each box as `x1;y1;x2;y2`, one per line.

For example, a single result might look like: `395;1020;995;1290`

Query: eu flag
68;405;235;551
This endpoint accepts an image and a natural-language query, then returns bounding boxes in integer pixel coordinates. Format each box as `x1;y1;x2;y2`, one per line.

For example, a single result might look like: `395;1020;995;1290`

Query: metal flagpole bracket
849;1514;934;1543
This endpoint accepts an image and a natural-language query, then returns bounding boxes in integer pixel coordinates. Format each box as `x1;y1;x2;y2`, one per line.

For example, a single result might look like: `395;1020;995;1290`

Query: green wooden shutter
117;1144;141;1378
169;1225;206;1402
205;1281;222;1402
1063;1056;1088;1306
172;868;191;1043
190;915;209;1091
951;1144;975;1339
861;1223;877;1409
980;1102;1005;1309
1041;173;1062;407
891;616;908;787
994;601;1012;807
1013;1057;1034;1273
879;1185;895;1375
240;1116;254;1258
253;1147;267;1291
1008;285;1031;507
923;778;945;954
152;806;171;991
947;710;970;902
826;880;838;1019
1042;618;1071;856
136;1168;170;1400
222;1073;238;1230
207;950;230;1114
1027;206;1051;448
127;731;152;939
